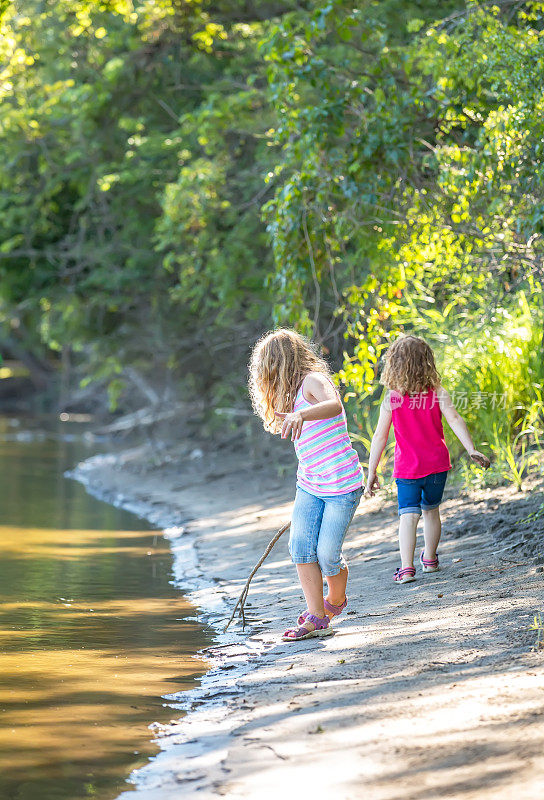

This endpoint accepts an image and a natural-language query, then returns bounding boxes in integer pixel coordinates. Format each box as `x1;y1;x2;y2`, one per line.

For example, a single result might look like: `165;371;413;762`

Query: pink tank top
390;389;451;479
293;377;363;496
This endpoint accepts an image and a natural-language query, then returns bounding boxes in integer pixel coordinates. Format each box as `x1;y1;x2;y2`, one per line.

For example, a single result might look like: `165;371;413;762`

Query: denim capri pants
289;486;363;577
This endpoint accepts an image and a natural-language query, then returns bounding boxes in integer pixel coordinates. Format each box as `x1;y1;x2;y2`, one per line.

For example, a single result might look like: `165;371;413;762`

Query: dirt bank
72;440;544;800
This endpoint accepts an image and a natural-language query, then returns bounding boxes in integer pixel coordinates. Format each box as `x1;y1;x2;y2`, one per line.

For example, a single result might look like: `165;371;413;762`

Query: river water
0;417;212;800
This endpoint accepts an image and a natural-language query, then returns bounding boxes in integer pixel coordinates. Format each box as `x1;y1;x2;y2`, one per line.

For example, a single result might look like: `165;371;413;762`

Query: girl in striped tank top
249;329;364;642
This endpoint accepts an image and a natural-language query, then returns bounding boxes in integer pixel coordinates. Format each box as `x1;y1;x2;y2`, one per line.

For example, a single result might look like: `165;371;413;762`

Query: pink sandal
297;596;348;625
282;614;333;642
420;550;440;573
393;566;416;584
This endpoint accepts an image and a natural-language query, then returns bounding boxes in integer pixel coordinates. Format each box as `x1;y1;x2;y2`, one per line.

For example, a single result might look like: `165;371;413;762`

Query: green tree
0;0;291;407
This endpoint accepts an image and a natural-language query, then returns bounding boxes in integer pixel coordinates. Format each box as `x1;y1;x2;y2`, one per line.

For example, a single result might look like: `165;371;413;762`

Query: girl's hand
470;450;491;469
364;473;380;497
275;410;304;440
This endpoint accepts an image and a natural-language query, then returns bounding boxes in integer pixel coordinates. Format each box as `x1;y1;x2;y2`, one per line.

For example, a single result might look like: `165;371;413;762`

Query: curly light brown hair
380;335;441;396
248;328;331;433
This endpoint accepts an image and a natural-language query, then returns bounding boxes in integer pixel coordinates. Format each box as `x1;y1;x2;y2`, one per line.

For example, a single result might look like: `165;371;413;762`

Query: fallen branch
223;521;290;633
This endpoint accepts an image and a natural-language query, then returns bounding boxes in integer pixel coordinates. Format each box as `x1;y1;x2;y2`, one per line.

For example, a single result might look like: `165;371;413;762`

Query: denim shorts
396;471;448;516
289;486;363;576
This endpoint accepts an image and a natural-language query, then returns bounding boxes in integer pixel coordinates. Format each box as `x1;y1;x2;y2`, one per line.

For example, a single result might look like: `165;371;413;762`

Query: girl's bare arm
438;388;490;468
365;400;393;496
275;373;342;440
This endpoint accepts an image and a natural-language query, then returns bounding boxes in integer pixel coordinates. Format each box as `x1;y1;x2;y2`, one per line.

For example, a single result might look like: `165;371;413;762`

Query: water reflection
0;420;212;800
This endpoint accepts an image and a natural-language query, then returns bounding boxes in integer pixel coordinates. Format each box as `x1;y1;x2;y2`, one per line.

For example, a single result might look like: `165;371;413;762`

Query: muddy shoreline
68;442;296;798
70;443;544;800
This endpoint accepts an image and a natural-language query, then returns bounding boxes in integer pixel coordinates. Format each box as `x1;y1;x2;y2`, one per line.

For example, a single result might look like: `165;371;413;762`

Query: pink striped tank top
293;377;364;497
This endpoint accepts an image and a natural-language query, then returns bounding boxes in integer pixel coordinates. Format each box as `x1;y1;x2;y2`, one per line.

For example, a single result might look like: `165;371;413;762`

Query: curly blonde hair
248;328;331;433
380;335;441;395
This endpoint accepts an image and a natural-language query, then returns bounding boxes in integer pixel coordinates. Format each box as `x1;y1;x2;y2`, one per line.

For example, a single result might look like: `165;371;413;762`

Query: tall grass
437;290;544;489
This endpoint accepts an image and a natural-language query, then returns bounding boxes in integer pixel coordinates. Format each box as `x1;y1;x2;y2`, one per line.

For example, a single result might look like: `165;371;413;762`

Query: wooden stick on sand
223;521;290;633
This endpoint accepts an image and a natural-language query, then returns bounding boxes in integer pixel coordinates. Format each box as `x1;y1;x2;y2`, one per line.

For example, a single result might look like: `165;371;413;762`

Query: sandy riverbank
71;439;544;800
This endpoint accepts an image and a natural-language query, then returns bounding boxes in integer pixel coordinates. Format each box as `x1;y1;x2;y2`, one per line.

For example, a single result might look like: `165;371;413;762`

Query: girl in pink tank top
365;336;490;584
249;329;363;642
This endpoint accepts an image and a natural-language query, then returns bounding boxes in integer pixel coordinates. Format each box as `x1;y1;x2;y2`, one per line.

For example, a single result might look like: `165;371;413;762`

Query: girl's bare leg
399;512;420;568
422;507;441;560
296;563;326;619
325;566;348;616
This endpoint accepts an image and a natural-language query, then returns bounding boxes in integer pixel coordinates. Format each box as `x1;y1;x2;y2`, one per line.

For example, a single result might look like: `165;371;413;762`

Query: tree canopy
1;0;543;484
